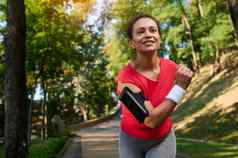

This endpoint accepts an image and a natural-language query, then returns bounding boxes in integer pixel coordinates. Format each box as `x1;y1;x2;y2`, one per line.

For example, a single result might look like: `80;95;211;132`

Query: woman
116;14;193;158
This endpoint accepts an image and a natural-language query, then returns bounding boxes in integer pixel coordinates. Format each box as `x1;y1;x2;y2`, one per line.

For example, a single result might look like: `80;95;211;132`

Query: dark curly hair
126;14;161;39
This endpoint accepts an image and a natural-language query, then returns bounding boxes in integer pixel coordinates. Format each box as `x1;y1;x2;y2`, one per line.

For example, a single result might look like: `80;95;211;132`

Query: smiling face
130;17;160;54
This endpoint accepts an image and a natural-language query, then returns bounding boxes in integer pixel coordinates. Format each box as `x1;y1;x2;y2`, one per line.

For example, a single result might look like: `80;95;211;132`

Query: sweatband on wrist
166;85;186;104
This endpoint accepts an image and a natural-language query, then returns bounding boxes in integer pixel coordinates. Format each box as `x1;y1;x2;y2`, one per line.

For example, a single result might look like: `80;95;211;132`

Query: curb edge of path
56;137;74;158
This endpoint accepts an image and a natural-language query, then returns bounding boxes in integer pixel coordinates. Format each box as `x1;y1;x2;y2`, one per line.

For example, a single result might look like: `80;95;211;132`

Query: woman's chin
141;49;157;54
141;46;159;53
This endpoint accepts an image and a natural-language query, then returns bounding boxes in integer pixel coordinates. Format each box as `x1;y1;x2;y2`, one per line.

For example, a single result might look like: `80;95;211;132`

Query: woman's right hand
175;64;193;90
117;82;141;94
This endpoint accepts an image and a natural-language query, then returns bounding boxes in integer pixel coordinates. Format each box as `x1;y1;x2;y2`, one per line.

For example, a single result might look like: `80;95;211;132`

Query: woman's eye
150;29;157;33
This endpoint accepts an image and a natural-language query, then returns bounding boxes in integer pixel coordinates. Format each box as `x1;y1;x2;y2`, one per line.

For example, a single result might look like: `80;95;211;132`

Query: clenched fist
175;64;193;90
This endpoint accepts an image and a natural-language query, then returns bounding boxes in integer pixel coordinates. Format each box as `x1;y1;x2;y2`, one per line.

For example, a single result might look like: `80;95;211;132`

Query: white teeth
144;41;154;45
144;40;154;43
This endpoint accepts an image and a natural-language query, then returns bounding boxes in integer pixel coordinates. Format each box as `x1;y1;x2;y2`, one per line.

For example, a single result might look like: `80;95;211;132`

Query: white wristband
166;85;186;104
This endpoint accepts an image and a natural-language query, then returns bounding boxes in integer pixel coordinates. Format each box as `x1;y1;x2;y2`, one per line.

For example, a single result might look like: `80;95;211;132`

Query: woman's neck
132;51;160;71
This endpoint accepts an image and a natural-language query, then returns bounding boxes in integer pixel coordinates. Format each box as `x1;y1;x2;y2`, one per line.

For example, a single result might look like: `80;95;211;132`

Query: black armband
119;87;149;123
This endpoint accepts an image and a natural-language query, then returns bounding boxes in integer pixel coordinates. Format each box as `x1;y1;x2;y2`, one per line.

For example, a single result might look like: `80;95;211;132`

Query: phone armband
119;87;149;123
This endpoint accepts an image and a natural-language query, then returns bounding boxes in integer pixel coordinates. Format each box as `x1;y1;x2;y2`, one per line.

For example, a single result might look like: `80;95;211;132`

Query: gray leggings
119;129;176;158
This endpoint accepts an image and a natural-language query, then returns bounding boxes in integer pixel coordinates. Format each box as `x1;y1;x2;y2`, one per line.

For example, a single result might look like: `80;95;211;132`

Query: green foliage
25;0;88;126
75;32;116;118
26;0;83;81
0;137;67;158
104;35;132;76
0;0;6;19
190;1;234;64
23;0;115;125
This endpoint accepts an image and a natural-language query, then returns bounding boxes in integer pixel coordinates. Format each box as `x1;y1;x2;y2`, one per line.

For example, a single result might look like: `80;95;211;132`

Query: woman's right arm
117;82;174;128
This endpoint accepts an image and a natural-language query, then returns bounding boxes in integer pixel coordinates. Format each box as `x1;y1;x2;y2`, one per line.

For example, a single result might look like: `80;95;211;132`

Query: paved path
61;115;188;158
62;115;120;158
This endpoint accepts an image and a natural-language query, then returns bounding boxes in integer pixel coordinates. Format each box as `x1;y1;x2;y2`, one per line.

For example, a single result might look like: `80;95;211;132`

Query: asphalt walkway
61;115;119;158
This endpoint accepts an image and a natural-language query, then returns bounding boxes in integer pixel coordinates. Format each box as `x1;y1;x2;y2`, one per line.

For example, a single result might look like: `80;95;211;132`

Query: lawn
177;138;238;158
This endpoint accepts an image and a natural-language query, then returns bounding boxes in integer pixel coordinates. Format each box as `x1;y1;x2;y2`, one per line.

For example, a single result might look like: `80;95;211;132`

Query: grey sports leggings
119;129;176;158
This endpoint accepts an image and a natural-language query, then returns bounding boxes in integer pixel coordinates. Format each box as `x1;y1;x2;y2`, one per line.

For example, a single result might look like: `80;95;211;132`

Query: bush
29;137;68;158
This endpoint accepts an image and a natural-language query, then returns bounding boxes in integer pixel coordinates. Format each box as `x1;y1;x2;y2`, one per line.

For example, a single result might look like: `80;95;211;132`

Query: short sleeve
115;66;142;96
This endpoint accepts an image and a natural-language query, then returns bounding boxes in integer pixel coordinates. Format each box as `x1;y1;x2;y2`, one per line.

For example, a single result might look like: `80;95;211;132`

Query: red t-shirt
116;58;177;140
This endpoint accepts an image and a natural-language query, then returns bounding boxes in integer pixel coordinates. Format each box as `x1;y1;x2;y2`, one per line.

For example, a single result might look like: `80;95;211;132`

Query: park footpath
60;114;189;158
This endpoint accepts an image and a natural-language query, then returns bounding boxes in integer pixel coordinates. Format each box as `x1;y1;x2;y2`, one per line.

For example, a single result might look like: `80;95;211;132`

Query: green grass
0;136;68;158
177;138;238;158
173;66;238;144
173;66;238;157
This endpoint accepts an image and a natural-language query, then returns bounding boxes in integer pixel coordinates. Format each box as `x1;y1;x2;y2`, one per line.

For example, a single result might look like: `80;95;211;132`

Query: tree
73;31;116;120
23;0;115;132
4;0;28;157
228;0;238;38
177;0;200;71
25;0;96;139
196;0;234;65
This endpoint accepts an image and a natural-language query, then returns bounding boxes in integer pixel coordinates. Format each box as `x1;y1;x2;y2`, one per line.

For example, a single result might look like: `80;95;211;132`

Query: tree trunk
27;94;33;145
41;81;48;140
212;44;222;75
4;0;28;157
80;105;89;121
228;0;238;38
182;14;199;70
197;0;204;18
178;0;200;71
215;44;220;64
